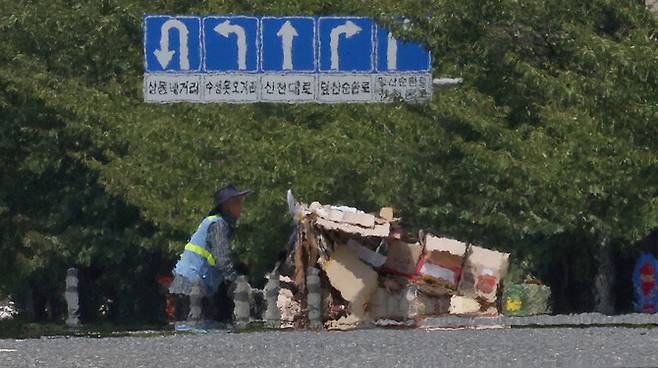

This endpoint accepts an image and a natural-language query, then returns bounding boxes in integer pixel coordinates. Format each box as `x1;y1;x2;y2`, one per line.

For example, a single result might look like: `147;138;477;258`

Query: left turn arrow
214;20;247;70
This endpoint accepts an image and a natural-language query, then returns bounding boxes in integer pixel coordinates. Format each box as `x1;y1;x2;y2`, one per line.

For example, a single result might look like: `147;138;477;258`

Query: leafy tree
0;0;656;320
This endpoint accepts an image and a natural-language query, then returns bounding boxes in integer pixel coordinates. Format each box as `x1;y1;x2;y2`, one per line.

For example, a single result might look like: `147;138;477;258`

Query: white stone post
64;268;80;328
263;271;281;328
233;276;251;329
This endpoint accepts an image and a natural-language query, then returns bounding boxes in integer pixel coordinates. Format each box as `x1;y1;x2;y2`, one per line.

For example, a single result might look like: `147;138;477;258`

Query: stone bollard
233;276;251;330
306;267;322;329
64;268;80;328
188;285;203;326
263;271;281;328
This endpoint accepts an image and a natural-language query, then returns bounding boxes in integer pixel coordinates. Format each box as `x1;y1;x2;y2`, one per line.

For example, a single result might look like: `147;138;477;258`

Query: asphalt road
2;327;657;368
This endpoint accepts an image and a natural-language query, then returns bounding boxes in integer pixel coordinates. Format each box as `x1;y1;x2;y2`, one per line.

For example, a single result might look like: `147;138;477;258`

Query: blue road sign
375;25;431;72
204;16;259;72
318;17;373;73
261;17;316;72
144;15;201;72
144;14;435;103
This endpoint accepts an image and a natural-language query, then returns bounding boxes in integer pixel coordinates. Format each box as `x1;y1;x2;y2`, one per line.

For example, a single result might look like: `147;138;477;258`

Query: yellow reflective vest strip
184;243;217;267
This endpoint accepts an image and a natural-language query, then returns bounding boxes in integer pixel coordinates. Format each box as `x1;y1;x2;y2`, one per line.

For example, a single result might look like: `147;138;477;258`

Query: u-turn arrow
153;19;190;70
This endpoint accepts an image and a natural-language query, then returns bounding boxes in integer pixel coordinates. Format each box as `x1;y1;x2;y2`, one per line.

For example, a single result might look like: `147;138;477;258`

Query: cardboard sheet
449;295;480;315
323;244;379;318
382;240;423;276
368;286;450;320
347;239;387;267
316;218;390;238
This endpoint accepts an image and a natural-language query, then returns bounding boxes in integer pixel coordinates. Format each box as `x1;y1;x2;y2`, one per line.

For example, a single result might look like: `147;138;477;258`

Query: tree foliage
0;0;656;319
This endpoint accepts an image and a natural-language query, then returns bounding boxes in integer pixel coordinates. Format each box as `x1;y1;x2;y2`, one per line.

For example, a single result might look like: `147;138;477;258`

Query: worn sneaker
187;326;208;333
174;322;191;332
175;322;208;333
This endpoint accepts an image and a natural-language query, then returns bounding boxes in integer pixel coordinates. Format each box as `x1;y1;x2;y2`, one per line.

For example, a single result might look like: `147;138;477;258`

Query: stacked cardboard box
286;200;511;328
418;235;468;291
458;245;510;310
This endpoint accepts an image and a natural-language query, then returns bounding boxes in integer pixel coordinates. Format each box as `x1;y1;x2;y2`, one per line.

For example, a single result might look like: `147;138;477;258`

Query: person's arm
207;219;237;282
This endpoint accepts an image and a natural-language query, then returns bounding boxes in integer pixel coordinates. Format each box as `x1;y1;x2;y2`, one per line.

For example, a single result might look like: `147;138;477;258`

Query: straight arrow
214;20;247;70
277;20;298;70
329;20;361;70
387;32;397;70
153;19;190;70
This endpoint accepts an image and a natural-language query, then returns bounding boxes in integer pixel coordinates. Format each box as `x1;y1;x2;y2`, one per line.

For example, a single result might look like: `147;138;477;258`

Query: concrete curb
419;313;658;329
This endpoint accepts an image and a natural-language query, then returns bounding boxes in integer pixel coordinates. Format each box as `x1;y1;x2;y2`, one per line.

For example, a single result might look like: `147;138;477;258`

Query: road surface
2;327;657;368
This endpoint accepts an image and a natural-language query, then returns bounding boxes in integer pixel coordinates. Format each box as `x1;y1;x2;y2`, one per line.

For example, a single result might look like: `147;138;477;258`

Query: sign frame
143;14;432;104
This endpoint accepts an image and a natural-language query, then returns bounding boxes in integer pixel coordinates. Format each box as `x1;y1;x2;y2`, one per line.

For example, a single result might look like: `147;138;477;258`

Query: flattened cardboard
308;201;322;212
382;240;423;276
426;251;463;270
347;239;387;267
420;293;451;316
424;234;468;255
415;278;454;297
379;207;394;221
323;244;379;318
368;286;450;320
449;295;480;315
368;287;391;320
277;288;302;326
316;218;390;237
342;212;376;228
325;314;371;330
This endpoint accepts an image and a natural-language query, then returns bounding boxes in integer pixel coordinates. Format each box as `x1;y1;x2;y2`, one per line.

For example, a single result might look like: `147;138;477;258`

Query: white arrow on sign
277;21;298;70
387;32;397;70
153;19;190;70
329;20;361;70
214;20;247;70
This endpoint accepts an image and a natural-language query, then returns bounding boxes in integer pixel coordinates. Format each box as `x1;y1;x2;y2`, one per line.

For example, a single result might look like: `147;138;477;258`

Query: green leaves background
0;0;656;319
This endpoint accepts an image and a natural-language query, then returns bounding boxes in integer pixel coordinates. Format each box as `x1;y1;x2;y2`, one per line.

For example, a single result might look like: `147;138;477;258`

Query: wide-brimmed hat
213;183;252;207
